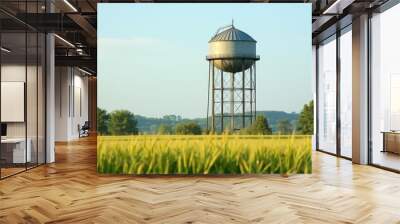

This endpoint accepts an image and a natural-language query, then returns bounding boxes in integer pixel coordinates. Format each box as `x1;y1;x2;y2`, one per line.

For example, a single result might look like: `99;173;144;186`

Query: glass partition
27;30;38;169
37;0;46;166
0;31;28;177
0;1;46;179
339;28;352;158
38;32;45;165
317;35;337;154
371;3;400;171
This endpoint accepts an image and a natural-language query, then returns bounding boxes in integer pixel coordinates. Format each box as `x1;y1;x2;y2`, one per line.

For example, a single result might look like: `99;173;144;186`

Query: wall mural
97;3;312;175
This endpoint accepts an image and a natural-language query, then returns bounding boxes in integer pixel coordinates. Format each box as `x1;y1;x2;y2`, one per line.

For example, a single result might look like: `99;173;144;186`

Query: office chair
79;121;90;138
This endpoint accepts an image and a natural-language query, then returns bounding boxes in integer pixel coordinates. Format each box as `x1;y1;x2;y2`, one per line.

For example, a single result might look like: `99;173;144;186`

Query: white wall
72;73;89;138
55;67;89;141
55;66;70;141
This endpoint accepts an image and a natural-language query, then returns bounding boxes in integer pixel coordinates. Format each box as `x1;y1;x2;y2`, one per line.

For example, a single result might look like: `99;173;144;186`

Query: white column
45;0;56;163
55;67;73;141
46;33;55;163
352;14;369;164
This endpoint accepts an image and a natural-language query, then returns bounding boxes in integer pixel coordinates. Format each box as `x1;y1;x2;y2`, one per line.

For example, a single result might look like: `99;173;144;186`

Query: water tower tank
206;23;260;133
207;25;257;73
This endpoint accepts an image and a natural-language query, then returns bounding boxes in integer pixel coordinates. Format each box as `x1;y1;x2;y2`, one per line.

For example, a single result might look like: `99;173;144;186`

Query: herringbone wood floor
1;136;400;224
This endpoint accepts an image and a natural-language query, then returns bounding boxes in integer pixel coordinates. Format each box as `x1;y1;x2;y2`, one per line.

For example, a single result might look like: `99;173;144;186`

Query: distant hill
256;111;299;131
136;111;299;134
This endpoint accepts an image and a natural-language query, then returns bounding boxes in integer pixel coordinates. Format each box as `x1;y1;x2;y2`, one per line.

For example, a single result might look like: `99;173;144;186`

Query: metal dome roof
209;25;256;43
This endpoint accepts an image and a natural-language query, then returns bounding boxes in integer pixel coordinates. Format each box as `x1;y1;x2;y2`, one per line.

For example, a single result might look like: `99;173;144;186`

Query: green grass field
97;135;312;175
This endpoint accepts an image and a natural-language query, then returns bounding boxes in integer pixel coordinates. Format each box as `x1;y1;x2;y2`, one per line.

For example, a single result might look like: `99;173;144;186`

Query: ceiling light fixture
78;67;93;76
54;34;75;48
63;0;78;12
1;47;11;53
76;48;86;56
323;0;354;15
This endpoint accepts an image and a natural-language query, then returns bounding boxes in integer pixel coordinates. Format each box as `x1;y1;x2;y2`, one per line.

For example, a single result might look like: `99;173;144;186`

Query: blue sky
98;3;312;119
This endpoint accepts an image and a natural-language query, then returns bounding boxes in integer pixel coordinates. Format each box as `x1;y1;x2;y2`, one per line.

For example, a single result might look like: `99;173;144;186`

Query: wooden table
1;138;31;165
382;131;400;154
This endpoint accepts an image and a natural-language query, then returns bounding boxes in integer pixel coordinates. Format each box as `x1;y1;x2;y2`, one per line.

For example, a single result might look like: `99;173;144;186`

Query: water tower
206;23;260;133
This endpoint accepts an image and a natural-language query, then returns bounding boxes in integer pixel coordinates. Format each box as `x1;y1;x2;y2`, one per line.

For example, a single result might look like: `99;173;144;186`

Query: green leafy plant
108;110;138;135
297;100;314;134
175;122;202;135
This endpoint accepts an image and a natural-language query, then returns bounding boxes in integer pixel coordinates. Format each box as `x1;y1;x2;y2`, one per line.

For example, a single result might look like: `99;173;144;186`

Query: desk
1;138;31;163
382;131;400;154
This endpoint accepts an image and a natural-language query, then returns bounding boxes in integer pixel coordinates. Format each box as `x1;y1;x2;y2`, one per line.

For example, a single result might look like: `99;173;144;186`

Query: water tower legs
220;69;224;132
250;65;253;124
254;62;257;123
242;67;245;129
230;72;234;131
207;60;257;134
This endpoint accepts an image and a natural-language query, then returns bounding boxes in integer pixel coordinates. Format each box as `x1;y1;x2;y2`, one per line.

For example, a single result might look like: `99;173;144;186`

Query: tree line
97;100;313;135
97;108;203;135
